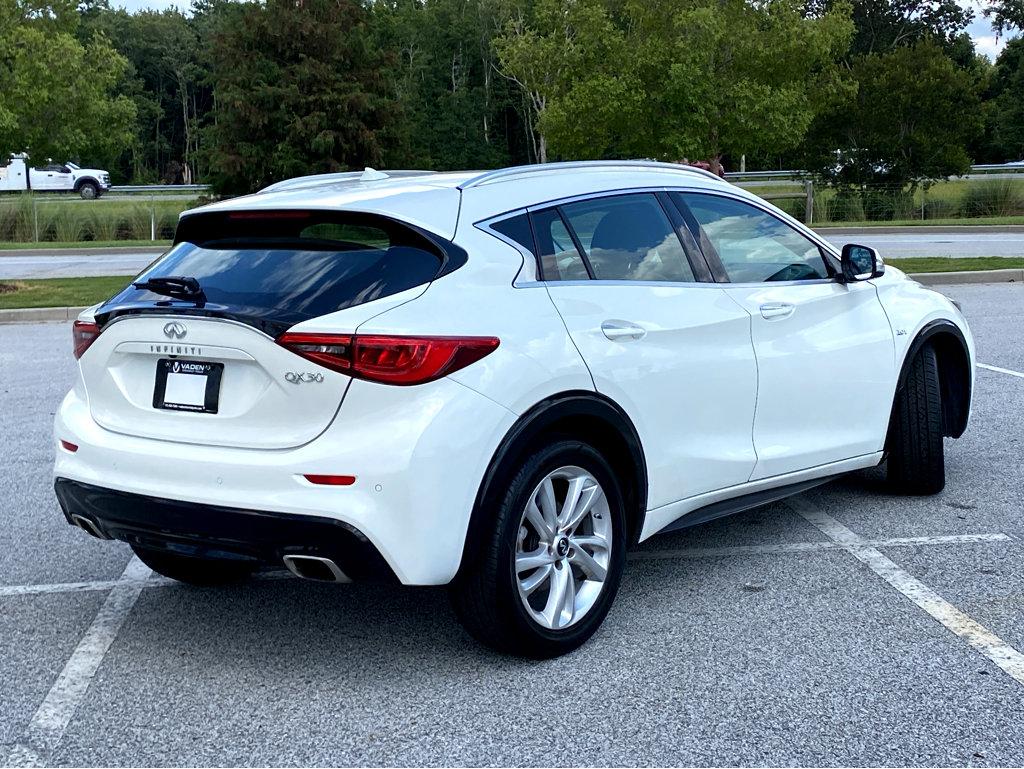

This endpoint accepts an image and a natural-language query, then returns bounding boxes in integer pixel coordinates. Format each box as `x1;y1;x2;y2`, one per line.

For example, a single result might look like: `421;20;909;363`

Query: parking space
2;283;1024;766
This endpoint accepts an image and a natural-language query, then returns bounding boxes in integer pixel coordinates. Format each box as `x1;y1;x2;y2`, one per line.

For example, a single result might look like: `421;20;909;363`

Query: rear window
98;210;461;333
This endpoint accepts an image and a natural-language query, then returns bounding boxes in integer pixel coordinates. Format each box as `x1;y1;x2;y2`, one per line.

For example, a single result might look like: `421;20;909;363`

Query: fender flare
893;319;972;439
73;177;101;191
456;391;648;579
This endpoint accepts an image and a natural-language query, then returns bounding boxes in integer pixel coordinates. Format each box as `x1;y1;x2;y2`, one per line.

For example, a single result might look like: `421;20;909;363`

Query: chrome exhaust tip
282;554;350;583
69;514;110;540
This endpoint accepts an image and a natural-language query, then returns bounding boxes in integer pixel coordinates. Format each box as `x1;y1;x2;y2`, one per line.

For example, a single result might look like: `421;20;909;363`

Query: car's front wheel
77;181;98;200
131;545;256;585
450;440;626;658
886;344;945;494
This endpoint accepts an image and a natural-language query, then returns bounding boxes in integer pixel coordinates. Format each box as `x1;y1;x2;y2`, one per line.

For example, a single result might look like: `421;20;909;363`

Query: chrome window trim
100;312;276;340
473;185;842;288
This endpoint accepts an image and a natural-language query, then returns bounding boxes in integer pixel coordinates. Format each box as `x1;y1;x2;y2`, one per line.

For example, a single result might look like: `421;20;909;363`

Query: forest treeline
1;0;1023;194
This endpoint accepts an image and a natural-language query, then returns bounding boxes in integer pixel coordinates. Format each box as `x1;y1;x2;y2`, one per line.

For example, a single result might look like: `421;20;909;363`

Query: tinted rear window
98;210;456;334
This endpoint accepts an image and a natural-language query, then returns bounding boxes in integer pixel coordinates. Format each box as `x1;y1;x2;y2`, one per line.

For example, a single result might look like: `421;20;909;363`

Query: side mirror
840;243;884;282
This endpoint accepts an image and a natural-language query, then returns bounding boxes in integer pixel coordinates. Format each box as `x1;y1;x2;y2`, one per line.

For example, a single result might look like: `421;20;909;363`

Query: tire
78;181;98;200
449;439;627;658
131;544;256;585
886;344;945;495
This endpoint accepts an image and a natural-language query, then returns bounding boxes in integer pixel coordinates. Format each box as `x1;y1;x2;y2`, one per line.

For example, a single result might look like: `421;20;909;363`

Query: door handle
759;302;795;320
601;320;646;341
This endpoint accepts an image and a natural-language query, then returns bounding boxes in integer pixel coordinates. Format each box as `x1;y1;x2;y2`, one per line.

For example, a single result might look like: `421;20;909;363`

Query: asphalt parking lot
2;282;1023;767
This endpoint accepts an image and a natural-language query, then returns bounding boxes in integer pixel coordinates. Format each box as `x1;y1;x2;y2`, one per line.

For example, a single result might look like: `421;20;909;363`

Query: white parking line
630;532;1010;561
788;496;1024;687
0;536;1011;599
5;557;151;768
978;362;1024;379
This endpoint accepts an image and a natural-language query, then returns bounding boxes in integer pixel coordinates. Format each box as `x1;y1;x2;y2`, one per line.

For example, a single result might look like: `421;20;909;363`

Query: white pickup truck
0;156;111;199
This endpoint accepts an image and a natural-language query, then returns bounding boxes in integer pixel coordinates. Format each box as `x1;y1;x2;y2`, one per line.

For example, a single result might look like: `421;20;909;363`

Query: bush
824;191;866;222
961;180;1024;217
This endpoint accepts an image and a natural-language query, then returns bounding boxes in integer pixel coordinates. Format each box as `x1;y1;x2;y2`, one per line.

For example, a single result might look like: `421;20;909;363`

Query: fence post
150;194;156;241
804;180;814;225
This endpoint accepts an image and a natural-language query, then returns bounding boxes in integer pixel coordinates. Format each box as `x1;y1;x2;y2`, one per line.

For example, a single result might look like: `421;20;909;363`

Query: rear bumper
55;478;398;581
54;374;518;585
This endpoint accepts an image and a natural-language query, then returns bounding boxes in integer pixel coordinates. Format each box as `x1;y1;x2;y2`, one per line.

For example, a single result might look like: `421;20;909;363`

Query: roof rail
459;160;725;189
258;169;438;194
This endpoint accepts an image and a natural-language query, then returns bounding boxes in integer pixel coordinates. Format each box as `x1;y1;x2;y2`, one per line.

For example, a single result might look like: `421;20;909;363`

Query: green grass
888;257;1024;273
0;197;192;243
816;217;1024;228
0;239;170;251
0;276;130;309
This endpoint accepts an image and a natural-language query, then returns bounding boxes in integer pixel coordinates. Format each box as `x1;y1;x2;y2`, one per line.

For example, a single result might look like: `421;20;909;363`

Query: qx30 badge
285;372;325;384
163;321;187;340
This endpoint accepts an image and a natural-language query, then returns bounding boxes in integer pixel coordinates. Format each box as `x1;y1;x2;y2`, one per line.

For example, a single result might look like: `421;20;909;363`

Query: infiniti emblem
163;321;187;340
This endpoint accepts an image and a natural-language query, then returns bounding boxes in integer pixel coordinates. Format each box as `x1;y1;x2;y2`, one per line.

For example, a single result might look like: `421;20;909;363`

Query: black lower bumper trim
54;478;398;583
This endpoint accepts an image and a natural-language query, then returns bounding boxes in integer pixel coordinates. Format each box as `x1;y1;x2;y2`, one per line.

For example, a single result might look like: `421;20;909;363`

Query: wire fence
0;193;194;243
741;178;1024;225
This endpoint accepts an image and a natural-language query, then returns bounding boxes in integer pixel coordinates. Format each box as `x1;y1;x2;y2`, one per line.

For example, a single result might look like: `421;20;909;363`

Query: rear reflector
277;333;499;386
72;320;101;360
59;440;79;453
303;474;356;486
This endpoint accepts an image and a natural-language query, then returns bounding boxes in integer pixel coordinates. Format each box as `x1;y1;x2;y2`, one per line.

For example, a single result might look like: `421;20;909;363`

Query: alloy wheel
514;465;612;630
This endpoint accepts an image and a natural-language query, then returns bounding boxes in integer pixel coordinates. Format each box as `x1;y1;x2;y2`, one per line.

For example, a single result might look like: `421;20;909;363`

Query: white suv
54;162;974;657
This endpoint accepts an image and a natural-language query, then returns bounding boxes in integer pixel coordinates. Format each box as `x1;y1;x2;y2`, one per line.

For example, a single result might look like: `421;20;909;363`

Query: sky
114;0;1016;61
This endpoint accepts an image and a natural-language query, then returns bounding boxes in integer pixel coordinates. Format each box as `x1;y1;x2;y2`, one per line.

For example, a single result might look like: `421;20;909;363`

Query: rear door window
99;210;457;332
557;194;696;282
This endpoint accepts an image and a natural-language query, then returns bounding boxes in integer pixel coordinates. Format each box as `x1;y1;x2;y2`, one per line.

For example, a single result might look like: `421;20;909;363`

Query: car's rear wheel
450;440;626;658
886;344;945;494
131;544;256;585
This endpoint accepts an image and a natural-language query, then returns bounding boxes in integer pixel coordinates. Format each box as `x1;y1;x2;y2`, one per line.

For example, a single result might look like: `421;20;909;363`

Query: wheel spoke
524;499;553;541
562;482;602;533
536;478;559;534
516;548;553;574
569;544;607;581
571;534;609;552
519;563;552;595
542;564;572;628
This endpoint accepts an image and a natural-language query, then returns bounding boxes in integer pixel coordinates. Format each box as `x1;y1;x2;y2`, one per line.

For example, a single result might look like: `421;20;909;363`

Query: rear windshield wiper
132;276;207;305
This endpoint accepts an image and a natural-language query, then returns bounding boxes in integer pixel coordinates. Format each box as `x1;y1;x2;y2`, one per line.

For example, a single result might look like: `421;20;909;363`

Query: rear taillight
277;332;499;386
72;321;101;360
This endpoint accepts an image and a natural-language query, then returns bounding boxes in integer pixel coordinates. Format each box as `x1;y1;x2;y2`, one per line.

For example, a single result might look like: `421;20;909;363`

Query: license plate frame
153;359;223;414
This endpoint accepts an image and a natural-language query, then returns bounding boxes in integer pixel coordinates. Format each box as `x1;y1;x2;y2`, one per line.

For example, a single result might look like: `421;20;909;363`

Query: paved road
2;283;1024;765
1;227;1023;280
821;230;1024;259
0;251;160;280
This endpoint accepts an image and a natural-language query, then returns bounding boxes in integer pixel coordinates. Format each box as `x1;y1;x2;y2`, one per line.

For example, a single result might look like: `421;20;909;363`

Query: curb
0;306;88;323
909;268;1023;285
0;270;1018;324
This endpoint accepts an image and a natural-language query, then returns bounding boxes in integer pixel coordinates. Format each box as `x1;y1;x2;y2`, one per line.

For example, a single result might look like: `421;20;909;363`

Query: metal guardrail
110;184;209;194
726;164;1024;181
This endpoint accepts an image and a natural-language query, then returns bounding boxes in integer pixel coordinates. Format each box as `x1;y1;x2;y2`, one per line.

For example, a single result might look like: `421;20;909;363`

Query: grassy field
815;217;1024;228
2;259;1021;310
0;239;171;251
0;276;129;309
0;196;192;244
887;257;1024;273
751;178;1024;225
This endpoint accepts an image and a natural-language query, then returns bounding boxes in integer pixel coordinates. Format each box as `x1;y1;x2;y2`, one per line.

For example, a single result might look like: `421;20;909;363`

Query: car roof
186;162;736;241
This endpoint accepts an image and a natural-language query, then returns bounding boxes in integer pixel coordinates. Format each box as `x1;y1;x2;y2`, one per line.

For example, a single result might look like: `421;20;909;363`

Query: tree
804;41;983;187
0;0;135;164
989;37;1024;160
808;0;973;57
203;0;400;194
984;0;1024;36
496;0;853;165
371;0;521;169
